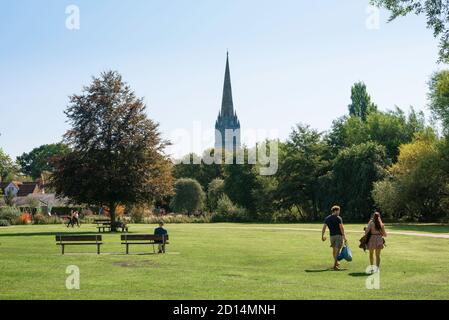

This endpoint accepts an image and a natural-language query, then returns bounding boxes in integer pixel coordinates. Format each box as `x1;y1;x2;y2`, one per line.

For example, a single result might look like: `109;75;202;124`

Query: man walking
322;205;347;271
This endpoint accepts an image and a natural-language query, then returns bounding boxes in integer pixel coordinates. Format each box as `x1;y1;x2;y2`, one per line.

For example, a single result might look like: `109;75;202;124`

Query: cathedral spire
215;51;241;151
221;51;234;117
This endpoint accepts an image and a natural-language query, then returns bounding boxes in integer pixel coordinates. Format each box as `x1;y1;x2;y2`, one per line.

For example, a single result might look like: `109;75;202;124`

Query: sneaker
333;265;341;271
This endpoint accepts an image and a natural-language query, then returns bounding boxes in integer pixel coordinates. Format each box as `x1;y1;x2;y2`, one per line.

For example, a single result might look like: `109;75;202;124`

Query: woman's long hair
373;212;383;231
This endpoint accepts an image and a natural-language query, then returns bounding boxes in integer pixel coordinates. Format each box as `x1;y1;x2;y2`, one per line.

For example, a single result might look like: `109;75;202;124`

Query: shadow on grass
304;268;349;273
348;272;369;277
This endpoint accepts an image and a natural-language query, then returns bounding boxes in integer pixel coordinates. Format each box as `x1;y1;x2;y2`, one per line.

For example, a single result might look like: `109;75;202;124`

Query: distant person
322;205;348;271
66;210;74;228
154;222;168;254
73;210;80;227
365;212;387;273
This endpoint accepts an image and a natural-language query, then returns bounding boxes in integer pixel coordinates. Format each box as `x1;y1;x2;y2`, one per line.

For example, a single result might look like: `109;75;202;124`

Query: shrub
143;213;211;224
216;194;237;215
207;178;225;211
211;195;249;222
0;207;21;224
19;213;32;225
0;219;11;227
127;205;152;223
272;210;303;223
80;214;97;224
44;215;64;225
32;213;47;225
30;213;64;225
170;178;205;215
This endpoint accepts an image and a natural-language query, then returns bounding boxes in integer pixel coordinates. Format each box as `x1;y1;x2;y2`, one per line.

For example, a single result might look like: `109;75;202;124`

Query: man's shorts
330;235;343;249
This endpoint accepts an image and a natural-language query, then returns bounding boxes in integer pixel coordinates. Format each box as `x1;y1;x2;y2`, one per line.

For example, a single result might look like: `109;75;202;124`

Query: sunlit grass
0;223;448;299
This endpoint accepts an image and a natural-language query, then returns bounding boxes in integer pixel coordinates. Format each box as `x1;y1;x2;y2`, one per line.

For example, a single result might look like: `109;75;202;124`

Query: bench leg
61;244;65;255
126;244;129;255
152;244;155;254
97;244;100;255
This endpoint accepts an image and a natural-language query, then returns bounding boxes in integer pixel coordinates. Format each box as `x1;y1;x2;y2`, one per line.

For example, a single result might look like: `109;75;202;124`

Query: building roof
16;183;39;197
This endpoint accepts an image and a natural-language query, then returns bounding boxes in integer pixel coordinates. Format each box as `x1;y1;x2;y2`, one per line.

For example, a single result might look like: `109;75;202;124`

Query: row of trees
3;70;449;225
172;75;449;223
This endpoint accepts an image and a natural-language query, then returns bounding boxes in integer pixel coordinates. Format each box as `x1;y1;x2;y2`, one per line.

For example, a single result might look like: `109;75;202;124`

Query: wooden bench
121;234;169;254
94;219;128;233
94;218;111;232
56;235;102;255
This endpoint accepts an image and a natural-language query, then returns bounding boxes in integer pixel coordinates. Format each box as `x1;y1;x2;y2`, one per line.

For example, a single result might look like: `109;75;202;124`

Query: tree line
2;70;449;225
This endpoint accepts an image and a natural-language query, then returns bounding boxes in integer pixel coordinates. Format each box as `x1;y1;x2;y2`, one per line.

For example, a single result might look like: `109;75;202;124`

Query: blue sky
0;0;443;159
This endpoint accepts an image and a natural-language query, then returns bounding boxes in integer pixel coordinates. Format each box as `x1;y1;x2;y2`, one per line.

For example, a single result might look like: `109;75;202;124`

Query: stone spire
215;52;241;151
221;51;234;117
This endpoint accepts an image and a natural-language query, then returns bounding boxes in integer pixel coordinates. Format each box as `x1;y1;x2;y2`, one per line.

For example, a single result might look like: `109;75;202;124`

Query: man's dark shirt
324;214;343;236
154;227;168;236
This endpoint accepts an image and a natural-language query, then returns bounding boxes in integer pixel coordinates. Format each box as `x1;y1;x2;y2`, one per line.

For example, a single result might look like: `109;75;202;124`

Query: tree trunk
109;202;117;232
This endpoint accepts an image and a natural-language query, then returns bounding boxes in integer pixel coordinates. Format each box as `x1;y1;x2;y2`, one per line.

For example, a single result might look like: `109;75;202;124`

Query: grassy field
1;223;449;300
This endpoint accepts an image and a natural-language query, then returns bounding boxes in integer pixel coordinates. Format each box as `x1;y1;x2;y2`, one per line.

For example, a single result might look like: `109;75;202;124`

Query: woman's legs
375;249;382;268
369;249;374;267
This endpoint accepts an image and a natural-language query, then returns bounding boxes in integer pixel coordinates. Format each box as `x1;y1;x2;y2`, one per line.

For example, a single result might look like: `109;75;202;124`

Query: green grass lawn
1;223;449;300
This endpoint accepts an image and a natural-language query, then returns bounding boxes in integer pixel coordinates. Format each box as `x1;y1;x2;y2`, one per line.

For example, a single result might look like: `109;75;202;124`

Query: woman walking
365;212;387;272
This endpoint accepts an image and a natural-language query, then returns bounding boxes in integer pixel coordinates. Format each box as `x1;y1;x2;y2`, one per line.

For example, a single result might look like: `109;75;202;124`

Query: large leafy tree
330;142;389;221
173;150;223;191
51;71;173;230
371;0;449;63
275;125;330;220
348;82;377;121
223;148;260;215
428;70;449;133
373;131;449;221
17;143;70;179
0;149;18;182
328;107;426;161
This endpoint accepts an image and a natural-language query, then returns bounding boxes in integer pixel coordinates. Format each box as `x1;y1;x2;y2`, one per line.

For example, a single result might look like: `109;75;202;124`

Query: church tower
215;52;241;151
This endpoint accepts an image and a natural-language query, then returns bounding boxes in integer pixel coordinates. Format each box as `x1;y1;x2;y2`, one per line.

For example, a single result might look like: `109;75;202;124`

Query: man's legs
332;246;340;269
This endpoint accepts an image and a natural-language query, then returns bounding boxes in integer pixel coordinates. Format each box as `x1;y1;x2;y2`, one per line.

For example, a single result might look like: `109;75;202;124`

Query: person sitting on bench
154;222;168;253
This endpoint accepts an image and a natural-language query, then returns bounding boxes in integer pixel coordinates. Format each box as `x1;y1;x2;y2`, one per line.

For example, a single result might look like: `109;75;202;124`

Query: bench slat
57;243;102;246
56;235;102;242
121;241;169;245
121;234;169;241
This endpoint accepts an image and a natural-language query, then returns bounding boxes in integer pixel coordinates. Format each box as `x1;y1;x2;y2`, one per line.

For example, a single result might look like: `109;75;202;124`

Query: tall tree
428;70;449;133
17;143;70;179
275;125;330;220
331;142;389;221
371;0;449;63
0;149;18;182
373;131;449;221
328;107;426;161
223;148;259;215
51;71;173;230
348;82;377;121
